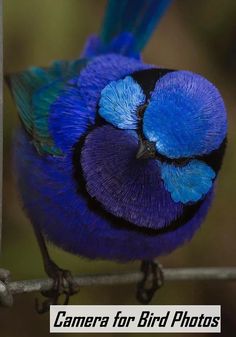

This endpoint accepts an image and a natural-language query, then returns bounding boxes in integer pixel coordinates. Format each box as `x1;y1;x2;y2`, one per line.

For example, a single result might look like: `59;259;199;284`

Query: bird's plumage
8;0;227;262
100;0;172;54
8;59;88;155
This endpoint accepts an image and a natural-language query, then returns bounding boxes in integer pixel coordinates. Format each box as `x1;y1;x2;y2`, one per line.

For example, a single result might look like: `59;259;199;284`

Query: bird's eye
136;103;147;119
143;70;227;159
98;76;146;129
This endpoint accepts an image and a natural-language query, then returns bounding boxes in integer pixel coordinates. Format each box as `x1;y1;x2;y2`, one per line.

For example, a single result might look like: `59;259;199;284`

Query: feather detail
14;128;214;260
143;71;227;158
6;59;88;155
82;33;141;59
98;76;145;129
159;160;216;204
100;0;172;53
81;125;183;229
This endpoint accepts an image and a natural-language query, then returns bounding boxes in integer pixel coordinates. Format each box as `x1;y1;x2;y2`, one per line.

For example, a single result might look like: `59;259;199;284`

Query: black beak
136;140;151;160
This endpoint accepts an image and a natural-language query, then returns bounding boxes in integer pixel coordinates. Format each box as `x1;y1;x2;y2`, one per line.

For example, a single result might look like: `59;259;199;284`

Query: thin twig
0;267;236;307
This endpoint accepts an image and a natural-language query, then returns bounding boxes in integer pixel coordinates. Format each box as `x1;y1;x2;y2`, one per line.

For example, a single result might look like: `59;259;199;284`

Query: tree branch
1;267;236;307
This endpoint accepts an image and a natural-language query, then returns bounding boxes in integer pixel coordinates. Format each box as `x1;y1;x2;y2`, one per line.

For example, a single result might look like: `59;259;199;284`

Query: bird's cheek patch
159;160;215;204
98;75;146;129
143;70;227;158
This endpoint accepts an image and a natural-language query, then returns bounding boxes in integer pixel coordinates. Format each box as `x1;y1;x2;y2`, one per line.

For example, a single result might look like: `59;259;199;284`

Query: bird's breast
79;124;184;230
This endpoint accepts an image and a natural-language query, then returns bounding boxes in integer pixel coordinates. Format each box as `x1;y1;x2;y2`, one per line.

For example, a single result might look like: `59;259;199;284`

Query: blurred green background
1;0;236;336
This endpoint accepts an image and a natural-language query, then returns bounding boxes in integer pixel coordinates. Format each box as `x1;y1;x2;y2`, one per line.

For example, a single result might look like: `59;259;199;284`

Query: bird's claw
35;261;79;314
136;260;164;304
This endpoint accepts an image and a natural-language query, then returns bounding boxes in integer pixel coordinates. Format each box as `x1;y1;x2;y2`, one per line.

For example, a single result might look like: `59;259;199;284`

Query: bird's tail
82;0;172;58
101;0;172;53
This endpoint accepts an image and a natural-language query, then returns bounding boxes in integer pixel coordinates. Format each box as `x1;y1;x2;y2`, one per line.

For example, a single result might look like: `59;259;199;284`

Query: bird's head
81;68;227;230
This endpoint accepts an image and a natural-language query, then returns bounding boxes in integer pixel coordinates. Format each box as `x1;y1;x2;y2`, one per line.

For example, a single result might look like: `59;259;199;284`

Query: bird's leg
136;260;164;304
33;226;79;314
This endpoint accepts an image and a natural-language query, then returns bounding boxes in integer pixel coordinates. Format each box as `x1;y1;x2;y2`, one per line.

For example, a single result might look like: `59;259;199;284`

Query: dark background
1;0;236;336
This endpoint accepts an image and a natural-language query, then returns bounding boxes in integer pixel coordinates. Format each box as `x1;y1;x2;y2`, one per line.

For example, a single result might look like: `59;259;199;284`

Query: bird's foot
35;260;79;314
136;260;164;304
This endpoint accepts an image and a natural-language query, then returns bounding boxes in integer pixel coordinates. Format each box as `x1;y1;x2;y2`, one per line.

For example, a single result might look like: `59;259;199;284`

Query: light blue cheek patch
159;159;216;204
98;76;146;129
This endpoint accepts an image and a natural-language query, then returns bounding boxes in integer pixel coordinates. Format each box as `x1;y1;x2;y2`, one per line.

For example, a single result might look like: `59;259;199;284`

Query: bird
6;0;227;313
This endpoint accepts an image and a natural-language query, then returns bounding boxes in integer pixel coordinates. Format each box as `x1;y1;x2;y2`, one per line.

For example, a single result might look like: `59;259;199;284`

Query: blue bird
7;0;227;312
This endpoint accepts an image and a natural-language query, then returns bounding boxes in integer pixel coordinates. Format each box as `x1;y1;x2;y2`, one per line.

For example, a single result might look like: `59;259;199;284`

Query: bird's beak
136;140;150;160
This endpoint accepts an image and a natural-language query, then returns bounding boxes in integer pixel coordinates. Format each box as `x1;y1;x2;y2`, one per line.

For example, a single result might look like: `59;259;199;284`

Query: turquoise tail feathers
100;0;172;53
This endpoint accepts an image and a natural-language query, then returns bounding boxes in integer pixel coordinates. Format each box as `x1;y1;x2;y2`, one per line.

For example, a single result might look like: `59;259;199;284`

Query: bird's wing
100;0;172;54
6;59;87;155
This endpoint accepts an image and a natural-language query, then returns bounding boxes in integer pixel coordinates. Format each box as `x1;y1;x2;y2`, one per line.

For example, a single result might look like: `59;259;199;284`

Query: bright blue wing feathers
100;0;172;53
